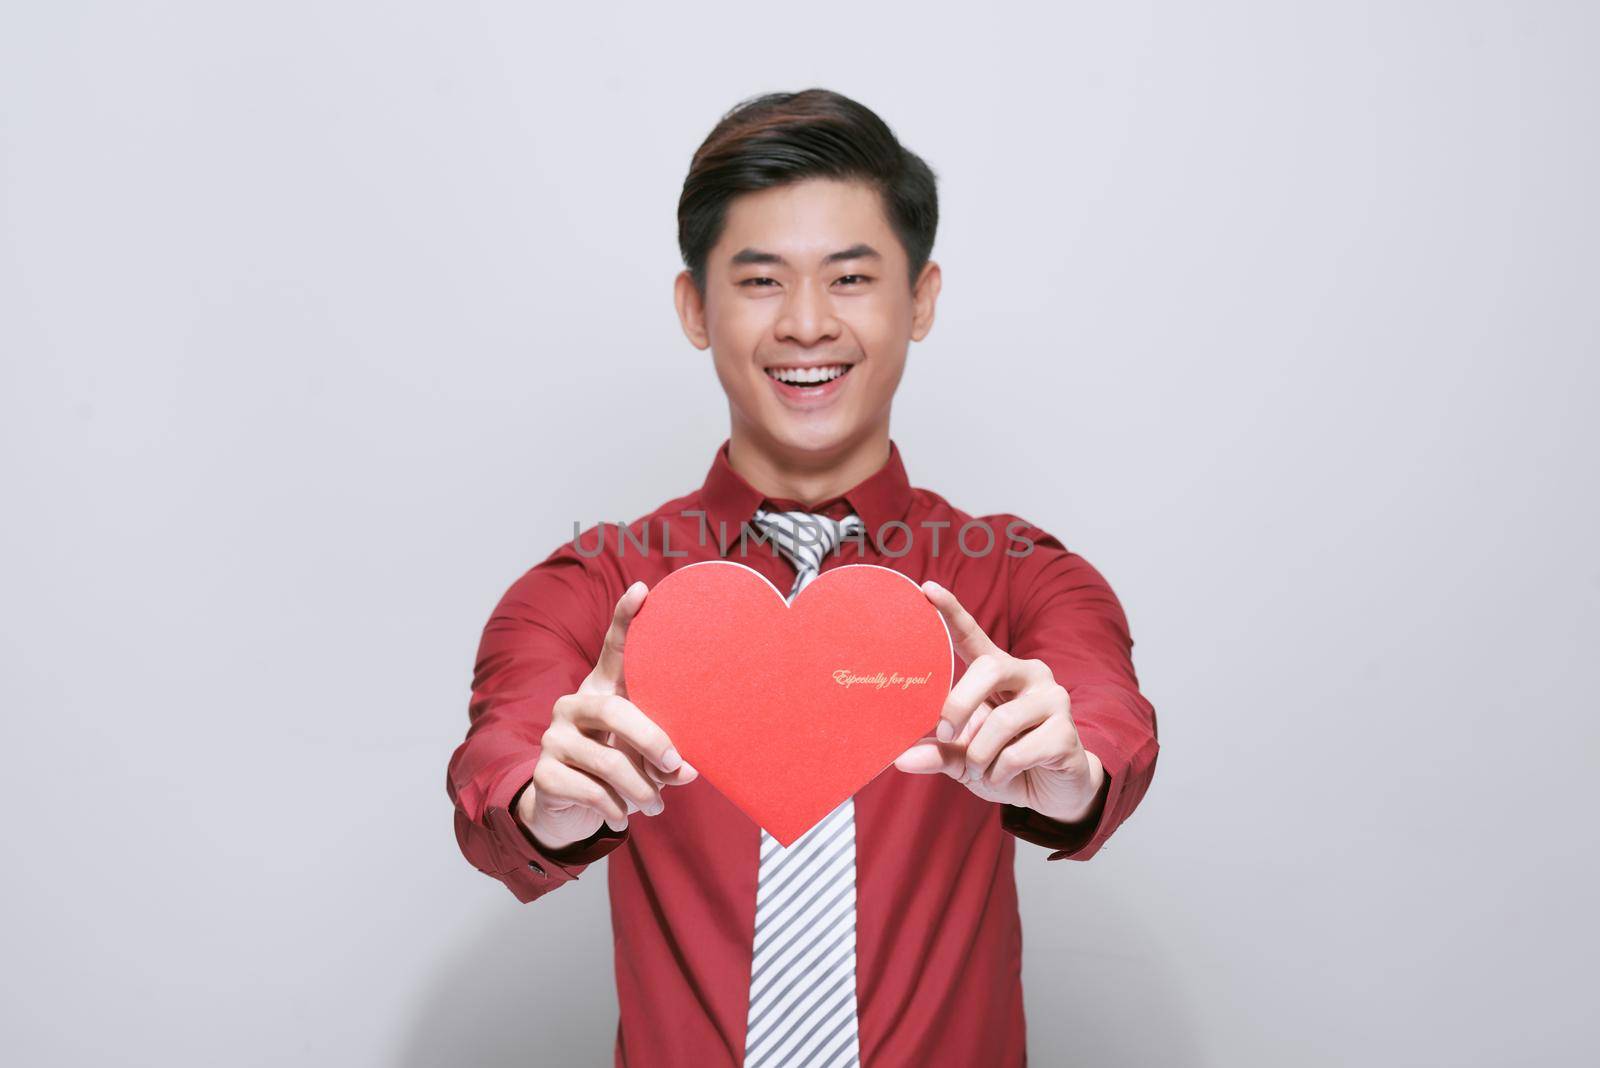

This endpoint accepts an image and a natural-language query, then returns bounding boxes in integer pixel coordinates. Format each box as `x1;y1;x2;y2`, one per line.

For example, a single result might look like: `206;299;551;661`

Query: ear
910;260;941;342
674;270;711;350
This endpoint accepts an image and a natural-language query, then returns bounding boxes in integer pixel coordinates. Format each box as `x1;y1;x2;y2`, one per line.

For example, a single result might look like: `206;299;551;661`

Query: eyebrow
728;243;882;269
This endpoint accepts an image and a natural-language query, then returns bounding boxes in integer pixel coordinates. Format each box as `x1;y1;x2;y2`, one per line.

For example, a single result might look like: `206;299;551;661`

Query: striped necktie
742;507;867;1068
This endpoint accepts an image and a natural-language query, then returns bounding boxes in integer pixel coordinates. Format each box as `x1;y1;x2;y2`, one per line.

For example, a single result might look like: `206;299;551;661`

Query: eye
835;274;871;287
740;277;779;288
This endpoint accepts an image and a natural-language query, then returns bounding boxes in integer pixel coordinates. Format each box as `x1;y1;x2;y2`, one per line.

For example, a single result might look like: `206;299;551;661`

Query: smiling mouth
763;363;855;389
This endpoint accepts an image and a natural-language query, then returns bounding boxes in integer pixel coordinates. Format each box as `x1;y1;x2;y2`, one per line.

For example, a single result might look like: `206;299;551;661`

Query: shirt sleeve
994;517;1160;861
445;535;633;903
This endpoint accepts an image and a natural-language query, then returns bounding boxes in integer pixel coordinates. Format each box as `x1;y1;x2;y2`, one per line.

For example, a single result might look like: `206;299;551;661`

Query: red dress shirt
446;440;1159;1067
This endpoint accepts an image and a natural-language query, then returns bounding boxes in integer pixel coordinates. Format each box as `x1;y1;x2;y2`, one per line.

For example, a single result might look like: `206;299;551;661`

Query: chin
768;416;864;457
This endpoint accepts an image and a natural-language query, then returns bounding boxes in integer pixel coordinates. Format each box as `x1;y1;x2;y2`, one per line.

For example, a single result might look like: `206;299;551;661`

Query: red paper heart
624;561;954;845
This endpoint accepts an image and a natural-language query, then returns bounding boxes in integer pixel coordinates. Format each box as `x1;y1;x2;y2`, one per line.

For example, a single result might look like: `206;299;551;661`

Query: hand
893;581;1106;825
516;580;698;852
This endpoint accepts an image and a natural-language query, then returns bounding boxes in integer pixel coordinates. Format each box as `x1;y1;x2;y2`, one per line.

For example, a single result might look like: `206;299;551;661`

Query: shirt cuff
481;753;631;891
1000;768;1111;860
1000;736;1137;861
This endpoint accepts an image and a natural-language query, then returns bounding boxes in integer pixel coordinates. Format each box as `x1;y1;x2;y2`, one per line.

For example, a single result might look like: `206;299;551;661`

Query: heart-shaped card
624;561;953;845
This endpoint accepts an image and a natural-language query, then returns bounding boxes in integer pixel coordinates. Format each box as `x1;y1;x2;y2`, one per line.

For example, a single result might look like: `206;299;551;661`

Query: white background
2;2;1595;1064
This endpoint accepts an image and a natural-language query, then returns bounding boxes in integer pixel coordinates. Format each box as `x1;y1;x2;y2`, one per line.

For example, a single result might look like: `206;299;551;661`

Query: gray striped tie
742;507;867;1068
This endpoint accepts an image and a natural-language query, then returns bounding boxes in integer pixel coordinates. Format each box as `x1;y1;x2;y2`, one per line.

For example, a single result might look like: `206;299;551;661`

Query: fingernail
936;720;954;742
660;747;682;772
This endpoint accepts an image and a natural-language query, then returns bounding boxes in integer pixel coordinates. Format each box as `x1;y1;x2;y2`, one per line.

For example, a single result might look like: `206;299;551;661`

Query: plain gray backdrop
2;2;1595;1065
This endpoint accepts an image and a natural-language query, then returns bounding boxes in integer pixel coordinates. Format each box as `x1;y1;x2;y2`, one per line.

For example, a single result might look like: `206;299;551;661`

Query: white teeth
766;364;850;385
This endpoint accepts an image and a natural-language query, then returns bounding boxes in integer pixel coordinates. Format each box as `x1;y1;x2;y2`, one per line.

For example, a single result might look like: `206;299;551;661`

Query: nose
773;276;842;348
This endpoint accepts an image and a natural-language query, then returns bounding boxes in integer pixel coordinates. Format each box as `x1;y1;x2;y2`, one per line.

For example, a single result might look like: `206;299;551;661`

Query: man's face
677;177;938;460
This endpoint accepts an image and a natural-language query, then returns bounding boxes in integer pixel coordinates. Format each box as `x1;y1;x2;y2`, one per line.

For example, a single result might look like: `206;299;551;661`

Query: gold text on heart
831;670;933;691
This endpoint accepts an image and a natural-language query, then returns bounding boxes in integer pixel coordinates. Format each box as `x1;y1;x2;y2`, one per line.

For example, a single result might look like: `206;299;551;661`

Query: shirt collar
699;437;913;552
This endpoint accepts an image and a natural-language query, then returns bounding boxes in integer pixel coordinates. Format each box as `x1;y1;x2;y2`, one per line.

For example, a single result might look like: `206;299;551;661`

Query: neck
726;423;891;507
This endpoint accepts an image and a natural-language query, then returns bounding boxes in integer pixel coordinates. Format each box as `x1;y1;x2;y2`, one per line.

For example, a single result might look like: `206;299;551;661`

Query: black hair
677;88;939;297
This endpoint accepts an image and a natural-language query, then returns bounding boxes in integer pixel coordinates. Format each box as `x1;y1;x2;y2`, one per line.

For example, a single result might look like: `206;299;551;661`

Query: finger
563;731;665;815
590;580;648;691
571;692;686;777
922;580;1003;666
988;714;1077;790
604;736;674;810
954;699;994;749
536;758;631;827
965;688;1058;783
612;731;699;788
938;653;1036;740
892;737;967;778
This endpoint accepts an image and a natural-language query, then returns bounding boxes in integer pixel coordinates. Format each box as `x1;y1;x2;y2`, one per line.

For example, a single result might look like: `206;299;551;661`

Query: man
446;88;1159;1067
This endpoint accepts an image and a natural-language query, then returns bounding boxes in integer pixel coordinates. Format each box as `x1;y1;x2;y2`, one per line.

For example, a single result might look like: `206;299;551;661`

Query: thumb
591;580;649;690
922;580;1002;666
